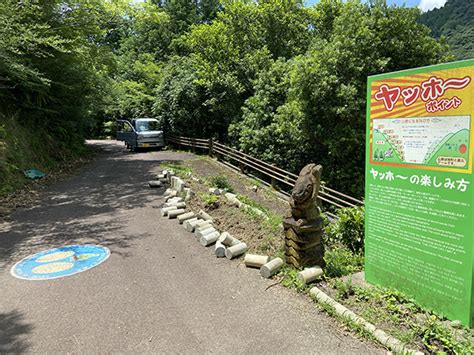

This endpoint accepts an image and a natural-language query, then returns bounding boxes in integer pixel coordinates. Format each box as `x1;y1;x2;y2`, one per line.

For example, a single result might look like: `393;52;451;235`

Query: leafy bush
209;175;233;192
324;246;364;278
326;206;365;252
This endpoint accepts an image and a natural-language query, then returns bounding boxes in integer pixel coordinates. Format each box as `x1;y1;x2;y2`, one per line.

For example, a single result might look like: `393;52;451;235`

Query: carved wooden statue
283;164;325;268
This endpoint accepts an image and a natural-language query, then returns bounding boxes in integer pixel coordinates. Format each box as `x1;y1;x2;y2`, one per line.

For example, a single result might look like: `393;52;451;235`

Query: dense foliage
419;0;473;60
1;0;453;197
0;0;123;192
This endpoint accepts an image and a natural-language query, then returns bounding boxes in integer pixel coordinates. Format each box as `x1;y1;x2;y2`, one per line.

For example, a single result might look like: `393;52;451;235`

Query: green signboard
365;59;474;327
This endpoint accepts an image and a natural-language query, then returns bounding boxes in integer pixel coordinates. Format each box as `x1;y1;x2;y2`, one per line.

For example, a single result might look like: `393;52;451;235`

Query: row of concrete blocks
159;173;322;282
148;169;173;188
161;196;323;282
160;195;284;277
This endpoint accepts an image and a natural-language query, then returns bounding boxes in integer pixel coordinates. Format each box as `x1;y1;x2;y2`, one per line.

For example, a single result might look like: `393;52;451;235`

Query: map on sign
371;115;471;170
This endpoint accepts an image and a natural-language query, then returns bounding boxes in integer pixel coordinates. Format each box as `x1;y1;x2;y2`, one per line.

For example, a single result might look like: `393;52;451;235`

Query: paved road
0;140;380;354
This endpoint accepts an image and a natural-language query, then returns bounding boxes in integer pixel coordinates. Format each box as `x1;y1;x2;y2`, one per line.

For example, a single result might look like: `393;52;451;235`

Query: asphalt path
0;140;380;354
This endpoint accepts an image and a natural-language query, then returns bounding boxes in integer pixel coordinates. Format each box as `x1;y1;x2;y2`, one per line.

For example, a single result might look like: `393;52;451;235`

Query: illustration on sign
371;115;471;172
365;59;474;327
11;245;110;280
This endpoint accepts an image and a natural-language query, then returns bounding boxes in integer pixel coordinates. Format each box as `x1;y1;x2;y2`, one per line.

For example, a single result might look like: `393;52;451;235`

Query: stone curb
309;287;423;355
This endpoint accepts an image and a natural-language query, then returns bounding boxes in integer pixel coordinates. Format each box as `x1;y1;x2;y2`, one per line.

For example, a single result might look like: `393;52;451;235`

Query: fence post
271;177;278;190
208;138;213;157
239;161;245;174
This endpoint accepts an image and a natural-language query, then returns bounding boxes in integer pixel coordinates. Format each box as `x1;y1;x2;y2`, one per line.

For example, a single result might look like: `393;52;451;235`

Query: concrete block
200;231;220;246
167;171;175;184
160;206;178;217
164;188;174;196
244;254;270;268
166;196;183;204
183;217;199;230
215;240;226;258
197;210;213;221
148;180;162;188
225;193;243;208
192;221;213;233
194;221;214;233
177;212;196;224
195;227;217;238
168;208;186;219
165;192;178;202
260;258;284;278
219;232;240;247
170;176;179;189
225;243;248;260
176;179;186;192
157;174;166;179
161;169;169;176
185;219;208;232
297;267;324;284
163;201;186;209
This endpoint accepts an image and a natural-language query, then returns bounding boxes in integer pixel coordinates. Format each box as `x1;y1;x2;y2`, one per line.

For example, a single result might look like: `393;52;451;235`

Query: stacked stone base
283;216;325;268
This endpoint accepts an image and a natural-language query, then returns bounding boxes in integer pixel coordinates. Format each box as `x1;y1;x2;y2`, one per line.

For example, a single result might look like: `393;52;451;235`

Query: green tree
231;0;450;196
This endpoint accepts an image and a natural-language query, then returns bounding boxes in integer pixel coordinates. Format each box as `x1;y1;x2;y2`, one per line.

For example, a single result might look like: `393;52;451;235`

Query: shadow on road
0;141;191;267
0;310;33;353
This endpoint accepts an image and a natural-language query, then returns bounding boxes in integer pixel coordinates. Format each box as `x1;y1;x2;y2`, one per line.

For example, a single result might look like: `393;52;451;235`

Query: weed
237;194;266;211
332;278;355;300
419;316;473;353
198;192;219;207
160;162;192;175
324;245;364;278
280;266;307;292
209;175;234;192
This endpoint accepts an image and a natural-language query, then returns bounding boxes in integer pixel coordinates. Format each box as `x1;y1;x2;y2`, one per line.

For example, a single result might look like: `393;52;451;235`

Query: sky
305;0;448;12
130;0;449;13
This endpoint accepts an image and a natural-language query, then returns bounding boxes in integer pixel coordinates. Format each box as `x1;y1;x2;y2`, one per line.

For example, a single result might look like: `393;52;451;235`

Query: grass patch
160;162;192;175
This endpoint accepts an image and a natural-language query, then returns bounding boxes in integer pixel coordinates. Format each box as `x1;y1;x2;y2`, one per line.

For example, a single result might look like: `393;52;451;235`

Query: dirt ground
186;156;288;215
0;146;98;221
164;156;288;256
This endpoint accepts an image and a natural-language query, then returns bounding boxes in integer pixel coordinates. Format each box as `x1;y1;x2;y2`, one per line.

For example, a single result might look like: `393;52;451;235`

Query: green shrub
326;206;364;252
324;246;364;278
209;175;233;192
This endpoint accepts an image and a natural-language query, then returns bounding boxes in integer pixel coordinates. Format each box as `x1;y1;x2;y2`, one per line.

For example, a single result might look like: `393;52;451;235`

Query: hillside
419;0;474;60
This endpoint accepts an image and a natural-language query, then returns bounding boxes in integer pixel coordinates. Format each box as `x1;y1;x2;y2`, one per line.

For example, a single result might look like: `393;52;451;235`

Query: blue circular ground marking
11;245;110;280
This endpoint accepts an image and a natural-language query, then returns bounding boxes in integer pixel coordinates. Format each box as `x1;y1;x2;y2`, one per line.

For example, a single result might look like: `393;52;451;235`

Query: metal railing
167;135;364;219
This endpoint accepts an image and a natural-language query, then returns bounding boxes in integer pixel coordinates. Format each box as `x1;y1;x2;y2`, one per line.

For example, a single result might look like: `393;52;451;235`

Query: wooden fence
167;135;364;219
